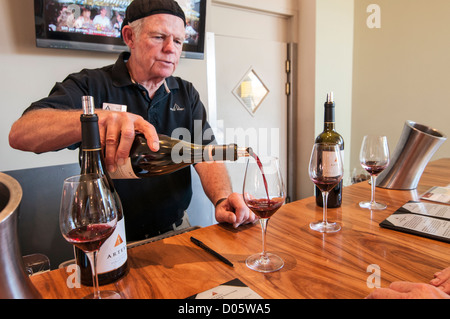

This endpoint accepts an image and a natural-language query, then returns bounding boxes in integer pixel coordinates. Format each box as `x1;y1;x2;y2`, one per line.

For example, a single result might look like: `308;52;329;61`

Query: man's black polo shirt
27;52;215;241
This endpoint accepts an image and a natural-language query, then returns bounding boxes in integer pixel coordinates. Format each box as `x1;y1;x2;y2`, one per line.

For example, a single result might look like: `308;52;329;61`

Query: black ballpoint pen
190;236;234;267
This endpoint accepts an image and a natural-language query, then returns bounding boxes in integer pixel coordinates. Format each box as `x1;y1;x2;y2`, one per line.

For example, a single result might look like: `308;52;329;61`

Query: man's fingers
104;128;121;172
115;127;136;166
138;122;159;152
97;110;158;171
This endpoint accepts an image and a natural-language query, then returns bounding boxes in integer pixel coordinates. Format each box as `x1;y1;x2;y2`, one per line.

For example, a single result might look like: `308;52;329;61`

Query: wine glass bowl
59;174;120;299
359;135;390;210
243;156;285;273
308;143;344;233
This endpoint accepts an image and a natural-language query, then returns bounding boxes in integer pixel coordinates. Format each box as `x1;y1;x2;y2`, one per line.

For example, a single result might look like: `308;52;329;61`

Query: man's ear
122;26;134;48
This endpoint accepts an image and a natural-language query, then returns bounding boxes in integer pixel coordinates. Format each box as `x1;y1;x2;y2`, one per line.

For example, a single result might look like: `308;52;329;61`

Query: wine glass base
309;221;341;233
83;290;122;299
359;201;387;210
246;253;284;273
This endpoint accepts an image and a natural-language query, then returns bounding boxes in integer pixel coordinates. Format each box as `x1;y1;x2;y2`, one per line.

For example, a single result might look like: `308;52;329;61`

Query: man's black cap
122;0;186;31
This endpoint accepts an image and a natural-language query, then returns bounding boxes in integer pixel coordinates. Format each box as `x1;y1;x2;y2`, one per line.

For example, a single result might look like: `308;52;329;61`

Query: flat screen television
34;0;206;59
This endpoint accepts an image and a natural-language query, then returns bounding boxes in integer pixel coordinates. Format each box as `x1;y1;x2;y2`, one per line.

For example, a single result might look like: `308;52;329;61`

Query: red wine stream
247;148;270;201
246;148;285;219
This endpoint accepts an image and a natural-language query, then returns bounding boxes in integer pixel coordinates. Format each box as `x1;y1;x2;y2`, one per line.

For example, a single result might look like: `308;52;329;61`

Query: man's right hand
9;108;159;173
96;109;159;172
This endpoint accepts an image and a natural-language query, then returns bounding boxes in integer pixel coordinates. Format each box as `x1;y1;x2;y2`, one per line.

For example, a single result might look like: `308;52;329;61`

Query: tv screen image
34;0;206;59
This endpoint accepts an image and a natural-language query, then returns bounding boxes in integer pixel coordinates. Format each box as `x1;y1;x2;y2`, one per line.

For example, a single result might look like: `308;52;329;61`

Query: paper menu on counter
421;186;450;204
187;278;263;299
380;201;450;243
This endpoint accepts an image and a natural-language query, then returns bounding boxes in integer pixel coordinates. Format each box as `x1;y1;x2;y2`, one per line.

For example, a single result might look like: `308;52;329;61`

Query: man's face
130;14;185;81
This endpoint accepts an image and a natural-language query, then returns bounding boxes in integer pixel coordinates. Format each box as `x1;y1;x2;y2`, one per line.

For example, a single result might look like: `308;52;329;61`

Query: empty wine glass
243;155;286;272
308;143;344;233
359;135;390;210
59;174;120;299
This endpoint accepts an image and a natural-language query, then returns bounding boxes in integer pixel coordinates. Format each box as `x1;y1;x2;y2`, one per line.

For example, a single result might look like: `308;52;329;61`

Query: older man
9;0;256;241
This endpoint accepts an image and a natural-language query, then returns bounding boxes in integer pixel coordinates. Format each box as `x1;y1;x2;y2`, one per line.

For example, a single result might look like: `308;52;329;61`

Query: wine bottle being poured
109;133;251;179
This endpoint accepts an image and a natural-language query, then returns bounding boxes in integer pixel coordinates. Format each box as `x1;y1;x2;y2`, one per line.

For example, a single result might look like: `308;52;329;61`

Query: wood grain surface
30;158;450;299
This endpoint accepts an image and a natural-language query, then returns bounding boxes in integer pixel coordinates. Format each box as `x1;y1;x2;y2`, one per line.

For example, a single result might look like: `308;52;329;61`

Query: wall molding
211;0;296;18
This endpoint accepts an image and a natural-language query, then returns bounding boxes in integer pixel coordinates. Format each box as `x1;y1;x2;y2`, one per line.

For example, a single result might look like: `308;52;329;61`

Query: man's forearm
9;108;82;153
194;162;233;205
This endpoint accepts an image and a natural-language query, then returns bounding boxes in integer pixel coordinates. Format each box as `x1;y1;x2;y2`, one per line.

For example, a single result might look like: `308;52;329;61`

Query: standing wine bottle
109;133;250;179
315;92;344;208
77;96;128;286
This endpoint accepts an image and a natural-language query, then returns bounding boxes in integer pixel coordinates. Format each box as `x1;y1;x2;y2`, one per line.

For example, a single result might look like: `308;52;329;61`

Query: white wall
0;0;112;170
296;0;354;199
315;0;354;183
351;0;450;172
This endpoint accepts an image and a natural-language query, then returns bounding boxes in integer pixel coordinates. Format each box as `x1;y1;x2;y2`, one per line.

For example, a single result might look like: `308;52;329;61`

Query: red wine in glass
312;177;342;193
243;154;285;273
65;224;115;252
308;143;344;233
361;161;388;176
60;174;120;299
245;197;285;219
359;136;390;210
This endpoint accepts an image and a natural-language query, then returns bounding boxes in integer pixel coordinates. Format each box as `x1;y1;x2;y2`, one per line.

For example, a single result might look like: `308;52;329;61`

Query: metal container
376;120;447;190
0;172;41;299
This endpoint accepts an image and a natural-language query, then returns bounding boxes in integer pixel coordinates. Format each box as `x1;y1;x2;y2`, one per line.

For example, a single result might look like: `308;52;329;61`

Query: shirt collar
112;52;180;93
111;52;133;87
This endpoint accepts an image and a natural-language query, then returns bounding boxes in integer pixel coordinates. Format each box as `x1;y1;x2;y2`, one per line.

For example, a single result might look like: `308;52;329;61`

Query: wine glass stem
370;175;377;204
85;250;101;299
322;191;329;224
259;218;269;262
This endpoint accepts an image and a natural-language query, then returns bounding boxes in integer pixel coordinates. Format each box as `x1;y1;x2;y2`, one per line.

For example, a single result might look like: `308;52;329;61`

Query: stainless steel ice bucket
0;172;41;299
376;120;447;190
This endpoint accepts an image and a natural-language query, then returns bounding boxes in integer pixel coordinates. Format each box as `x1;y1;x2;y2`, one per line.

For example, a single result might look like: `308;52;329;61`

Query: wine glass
243;156;286;273
308;143;344;233
59;174;120;299
359;135;390;210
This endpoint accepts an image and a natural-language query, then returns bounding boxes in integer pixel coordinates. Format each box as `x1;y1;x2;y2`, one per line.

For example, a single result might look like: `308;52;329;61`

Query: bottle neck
189;144;250;162
324;104;336;131
80;114;106;176
237;147;250;158
81;114;101;150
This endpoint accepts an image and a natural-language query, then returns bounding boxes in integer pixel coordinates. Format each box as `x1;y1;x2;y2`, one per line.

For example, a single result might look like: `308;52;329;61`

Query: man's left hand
215;193;258;228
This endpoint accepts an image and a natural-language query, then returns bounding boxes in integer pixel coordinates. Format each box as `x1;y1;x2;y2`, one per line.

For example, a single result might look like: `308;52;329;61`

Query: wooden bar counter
30;158;450;299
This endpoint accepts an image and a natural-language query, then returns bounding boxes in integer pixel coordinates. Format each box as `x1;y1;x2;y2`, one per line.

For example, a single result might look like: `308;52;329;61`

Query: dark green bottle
315;92;344;208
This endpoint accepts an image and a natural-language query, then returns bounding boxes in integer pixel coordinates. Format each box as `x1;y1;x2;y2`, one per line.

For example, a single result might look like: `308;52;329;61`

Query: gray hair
126;19;144;44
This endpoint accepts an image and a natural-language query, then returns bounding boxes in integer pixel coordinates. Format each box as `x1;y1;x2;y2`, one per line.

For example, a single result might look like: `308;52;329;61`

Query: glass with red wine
243;155;286;272
59;174;120;299
359;135;390;210
308;143;344;233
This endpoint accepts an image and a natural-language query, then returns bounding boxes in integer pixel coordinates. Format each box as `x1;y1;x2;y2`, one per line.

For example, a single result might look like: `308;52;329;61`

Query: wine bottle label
109;158;139;179
323;150;344;177
96;217;128;274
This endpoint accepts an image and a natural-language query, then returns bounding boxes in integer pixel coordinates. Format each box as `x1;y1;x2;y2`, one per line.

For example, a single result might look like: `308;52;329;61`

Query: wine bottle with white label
109;133;250;179
315;92;344;208
77;96;128;286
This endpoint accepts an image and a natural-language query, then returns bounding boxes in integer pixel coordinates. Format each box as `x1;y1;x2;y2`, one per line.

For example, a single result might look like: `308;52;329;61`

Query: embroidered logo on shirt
170;103;185;111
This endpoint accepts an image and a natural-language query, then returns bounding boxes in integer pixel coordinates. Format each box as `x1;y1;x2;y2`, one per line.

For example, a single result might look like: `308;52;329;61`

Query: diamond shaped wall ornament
233;68;269;116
